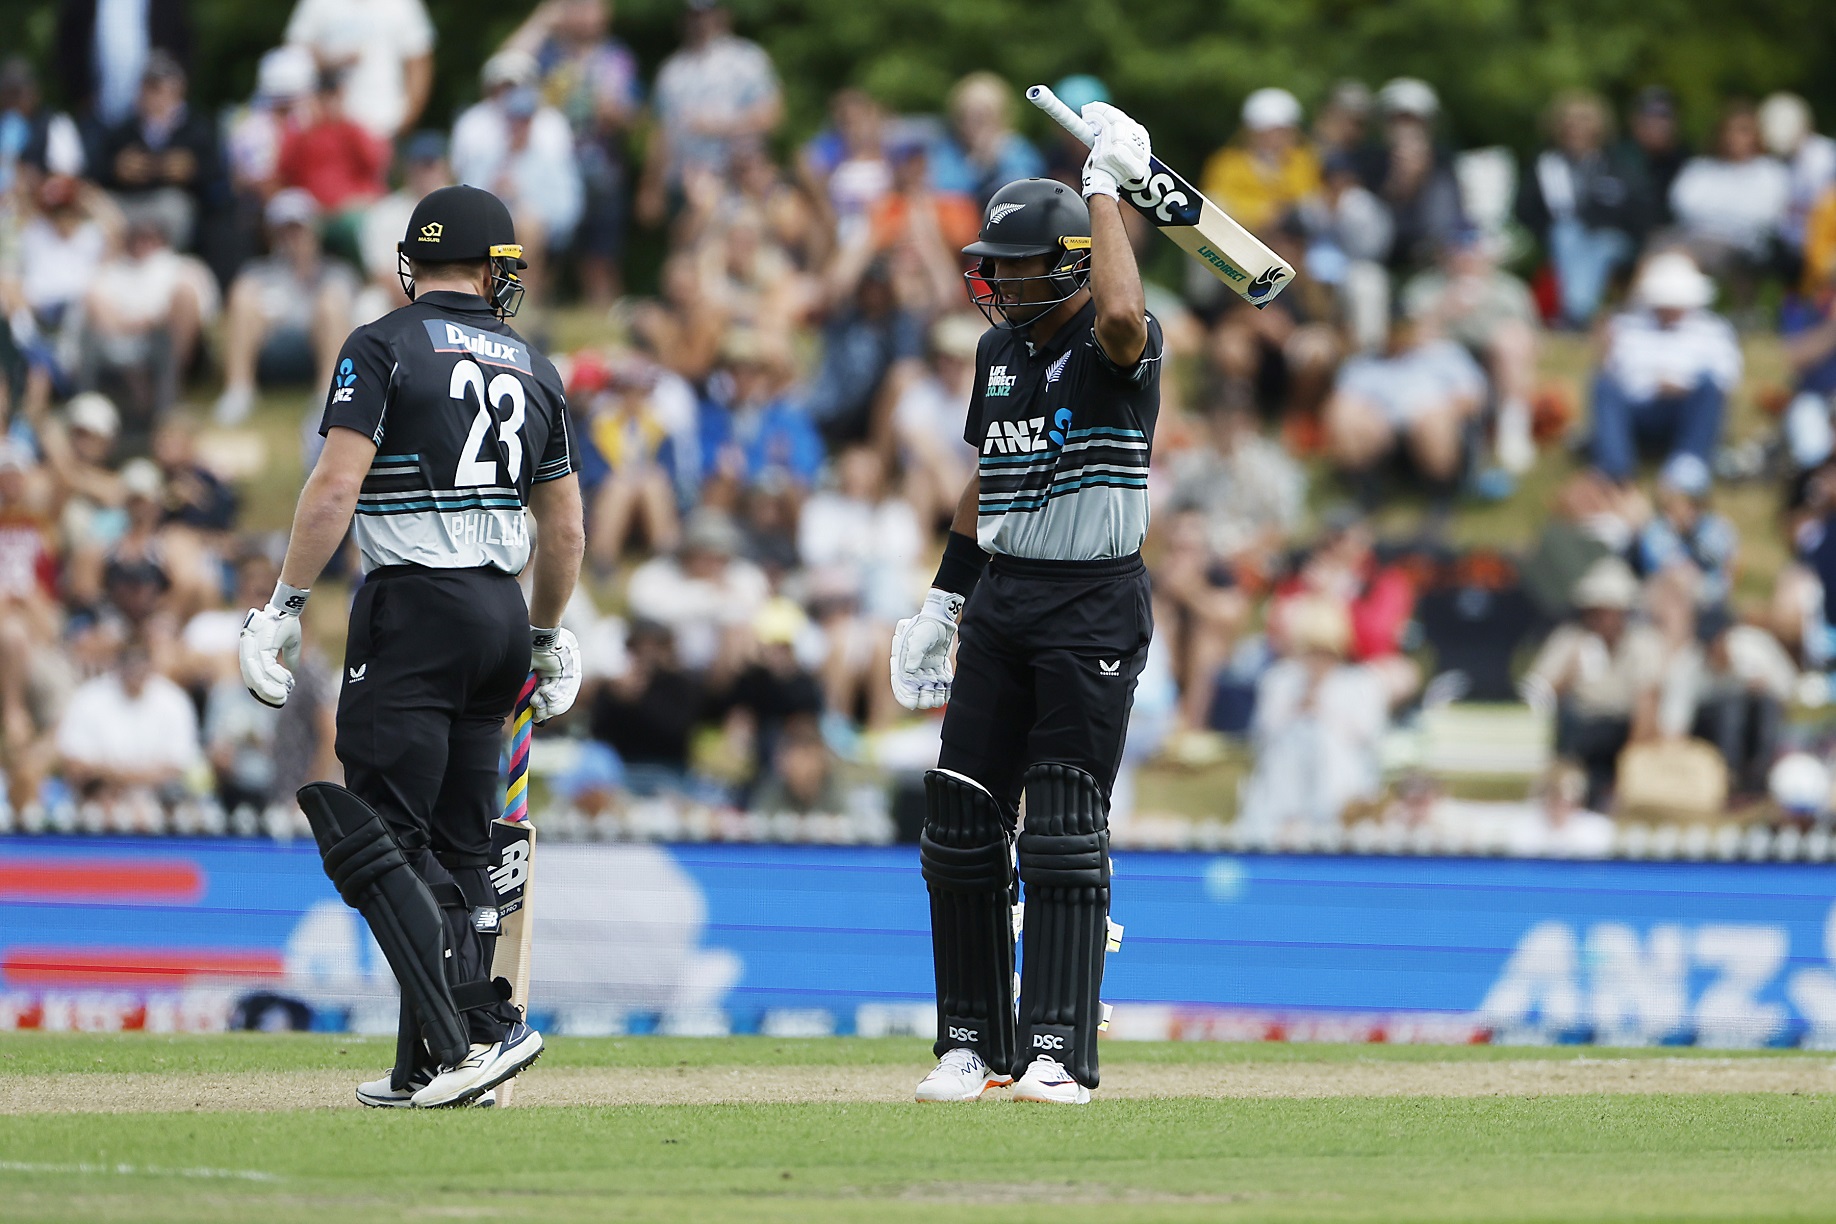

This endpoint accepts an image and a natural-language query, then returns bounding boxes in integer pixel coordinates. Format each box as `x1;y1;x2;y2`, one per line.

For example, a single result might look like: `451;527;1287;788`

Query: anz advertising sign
2;840;1833;1046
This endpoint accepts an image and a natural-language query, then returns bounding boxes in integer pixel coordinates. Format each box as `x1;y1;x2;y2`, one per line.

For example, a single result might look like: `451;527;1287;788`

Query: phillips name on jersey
320;290;575;575
966;299;1163;561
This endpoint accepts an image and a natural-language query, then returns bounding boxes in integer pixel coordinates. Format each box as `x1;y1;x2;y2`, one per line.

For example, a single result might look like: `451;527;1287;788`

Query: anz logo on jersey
982;406;1073;456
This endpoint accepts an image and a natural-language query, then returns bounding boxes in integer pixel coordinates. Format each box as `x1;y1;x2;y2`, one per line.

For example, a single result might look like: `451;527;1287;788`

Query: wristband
531;626;560;651
931;531;989;599
269;581;310;616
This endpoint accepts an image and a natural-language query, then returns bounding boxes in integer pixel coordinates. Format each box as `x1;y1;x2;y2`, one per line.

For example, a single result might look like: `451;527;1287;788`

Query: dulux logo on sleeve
422;319;531;373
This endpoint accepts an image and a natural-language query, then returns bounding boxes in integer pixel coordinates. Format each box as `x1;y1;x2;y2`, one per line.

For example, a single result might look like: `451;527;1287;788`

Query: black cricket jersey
964;301;1163;561
319;291;575;575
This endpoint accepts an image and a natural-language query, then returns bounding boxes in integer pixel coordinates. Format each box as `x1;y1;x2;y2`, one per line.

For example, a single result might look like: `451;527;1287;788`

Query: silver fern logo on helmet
989;202;1027;223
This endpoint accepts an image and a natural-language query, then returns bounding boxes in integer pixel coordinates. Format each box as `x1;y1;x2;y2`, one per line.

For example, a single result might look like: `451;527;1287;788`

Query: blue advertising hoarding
3;837;1834;1046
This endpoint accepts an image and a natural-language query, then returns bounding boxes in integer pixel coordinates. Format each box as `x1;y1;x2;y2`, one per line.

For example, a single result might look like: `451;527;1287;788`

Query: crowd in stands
7;0;1836;846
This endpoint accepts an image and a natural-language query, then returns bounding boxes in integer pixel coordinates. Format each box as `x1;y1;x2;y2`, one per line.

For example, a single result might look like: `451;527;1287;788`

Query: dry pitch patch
5;1050;1835;1113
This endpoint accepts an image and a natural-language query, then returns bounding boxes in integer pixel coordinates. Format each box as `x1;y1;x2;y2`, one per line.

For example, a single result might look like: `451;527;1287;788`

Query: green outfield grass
3;1035;1835;1223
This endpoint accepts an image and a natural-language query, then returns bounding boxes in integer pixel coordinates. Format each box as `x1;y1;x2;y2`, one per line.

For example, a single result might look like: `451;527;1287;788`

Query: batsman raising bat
239;185;584;1108
892;102;1162;1104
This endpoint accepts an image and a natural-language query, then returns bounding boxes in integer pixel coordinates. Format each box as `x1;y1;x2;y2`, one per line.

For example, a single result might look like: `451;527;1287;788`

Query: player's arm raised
1079;102;1151;367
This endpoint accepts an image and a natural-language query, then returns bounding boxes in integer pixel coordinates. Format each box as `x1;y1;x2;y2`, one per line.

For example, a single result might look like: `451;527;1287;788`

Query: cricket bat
488;672;539;1106
1027;85;1295;308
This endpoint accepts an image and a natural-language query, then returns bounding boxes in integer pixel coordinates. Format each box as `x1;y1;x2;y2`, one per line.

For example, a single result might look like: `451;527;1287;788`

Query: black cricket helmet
397;184;528;318
962;178;1091;329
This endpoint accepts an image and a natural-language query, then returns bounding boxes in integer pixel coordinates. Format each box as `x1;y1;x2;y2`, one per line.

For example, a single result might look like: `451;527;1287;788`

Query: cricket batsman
892;103;1161;1104
239;185;585;1108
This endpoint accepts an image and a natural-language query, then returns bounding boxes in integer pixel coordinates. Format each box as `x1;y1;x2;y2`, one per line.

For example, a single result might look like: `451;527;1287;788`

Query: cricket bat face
1121;159;1294;306
1024;84;1295;308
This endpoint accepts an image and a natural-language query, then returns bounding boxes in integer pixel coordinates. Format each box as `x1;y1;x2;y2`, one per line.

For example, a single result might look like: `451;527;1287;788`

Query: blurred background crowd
7;0;1836;853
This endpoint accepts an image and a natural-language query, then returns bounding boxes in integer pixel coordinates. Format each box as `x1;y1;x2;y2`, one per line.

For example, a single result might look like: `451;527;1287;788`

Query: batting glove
890;588;964;711
1080;101;1152;200
530;626;582;723
239;582;308;709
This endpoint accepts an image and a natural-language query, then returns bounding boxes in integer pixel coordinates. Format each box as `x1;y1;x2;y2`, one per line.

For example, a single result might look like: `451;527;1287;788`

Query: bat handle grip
1026;85;1095;148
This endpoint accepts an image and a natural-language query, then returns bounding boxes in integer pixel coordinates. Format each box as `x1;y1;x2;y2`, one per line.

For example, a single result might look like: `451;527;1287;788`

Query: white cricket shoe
915;1047;1012;1102
411;1021;544;1108
357;1069;494;1108
1011;1056;1091;1104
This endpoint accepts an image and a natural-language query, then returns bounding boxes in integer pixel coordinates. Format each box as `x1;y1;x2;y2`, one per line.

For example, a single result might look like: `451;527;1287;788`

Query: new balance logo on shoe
347;665;367;683
1098;660;1120;675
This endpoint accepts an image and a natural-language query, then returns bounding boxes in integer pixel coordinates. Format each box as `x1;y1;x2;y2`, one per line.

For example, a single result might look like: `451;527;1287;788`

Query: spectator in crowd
799;88;891;247
1517;89;1651;328
1686;604;1796;801
1781;251;1836;470
721;597;824;783
54;0;191;134
797;444;923;727
55;638;200;800
577;351;696;570
38;392;125;609
1589;250;1740;483
1165;391;1306;583
275;69;389;247
503;0;642;304
77;215;217;434
1505;763;1615;858
862;138;980;301
928;72;1044;206
94;52;219;250
629;251;725;383
1632;453;1738;608
700;328;824;500
1298;150;1394;352
225;46;316;200
1323;307;1486;496
890;314;980;528
1201;88;1320;237
1238;594;1391;835
0;58;60;193
0;440;61;763
1669;101;1789;290
1365;78;1465;271
212;189;357;425
626;507;769;675
1154;509;1252;733
284;0;434;140
1402;228;1541;473
1311;79;1373;160
1759;92;1836;273
802;258;923;450
1521;557;1669;809
1274;509;1421;700
639;0;781;224
1622;87;1689;230
355;129;451;320
587;619;705;793
751;720;846;815
16;175;117;360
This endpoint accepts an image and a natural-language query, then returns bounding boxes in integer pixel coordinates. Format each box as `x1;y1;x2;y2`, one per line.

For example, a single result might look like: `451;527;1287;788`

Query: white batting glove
1080;101;1152;200
239;582;308;709
890;588;964;711
529;626;582;723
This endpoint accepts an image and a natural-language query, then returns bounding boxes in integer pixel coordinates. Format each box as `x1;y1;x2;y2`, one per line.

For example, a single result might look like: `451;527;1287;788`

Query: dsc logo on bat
1125;171;1200;225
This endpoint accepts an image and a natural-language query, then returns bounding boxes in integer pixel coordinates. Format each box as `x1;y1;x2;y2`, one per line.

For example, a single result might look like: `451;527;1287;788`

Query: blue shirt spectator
927;71;1043;205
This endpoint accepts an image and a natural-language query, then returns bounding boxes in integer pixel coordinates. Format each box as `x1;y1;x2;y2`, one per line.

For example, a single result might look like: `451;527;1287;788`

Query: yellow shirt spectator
1201;87;1321;235
1804;184;1836;293
1200;142;1322;235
